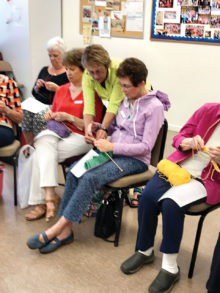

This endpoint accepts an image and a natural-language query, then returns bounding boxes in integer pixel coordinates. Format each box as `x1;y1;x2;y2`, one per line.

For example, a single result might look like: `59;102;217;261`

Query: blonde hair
81;44;111;69
46;36;66;54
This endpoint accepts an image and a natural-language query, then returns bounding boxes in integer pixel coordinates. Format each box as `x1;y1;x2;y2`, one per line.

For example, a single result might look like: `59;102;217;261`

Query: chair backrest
0;61;13;78
150;119;168;167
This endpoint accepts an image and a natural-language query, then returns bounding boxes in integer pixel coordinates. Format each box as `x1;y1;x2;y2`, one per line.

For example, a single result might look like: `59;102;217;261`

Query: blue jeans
136;172;206;254
0;126;14;147
58;155;147;223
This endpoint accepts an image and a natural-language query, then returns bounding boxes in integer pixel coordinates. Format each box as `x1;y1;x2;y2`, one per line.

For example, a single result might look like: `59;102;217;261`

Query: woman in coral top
25;48;103;222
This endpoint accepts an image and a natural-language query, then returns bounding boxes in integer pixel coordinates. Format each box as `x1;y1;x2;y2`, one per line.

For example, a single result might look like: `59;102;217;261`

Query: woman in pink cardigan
121;103;220;293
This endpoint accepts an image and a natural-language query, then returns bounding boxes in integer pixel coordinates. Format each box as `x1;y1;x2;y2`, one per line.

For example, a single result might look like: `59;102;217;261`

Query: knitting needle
104;151;123;172
92;138;123;172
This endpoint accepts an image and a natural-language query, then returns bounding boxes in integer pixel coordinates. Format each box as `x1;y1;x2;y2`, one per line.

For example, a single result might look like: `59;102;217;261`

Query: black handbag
94;191;120;241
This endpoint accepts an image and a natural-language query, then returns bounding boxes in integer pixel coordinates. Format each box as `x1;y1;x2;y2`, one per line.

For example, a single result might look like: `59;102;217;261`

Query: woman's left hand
208;147;220;165
44;81;59;92
0;101;9;114
94;139;114;152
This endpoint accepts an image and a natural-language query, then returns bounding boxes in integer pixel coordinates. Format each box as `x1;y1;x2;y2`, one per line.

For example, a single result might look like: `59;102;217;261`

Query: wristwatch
71;116;75;124
99;125;108;133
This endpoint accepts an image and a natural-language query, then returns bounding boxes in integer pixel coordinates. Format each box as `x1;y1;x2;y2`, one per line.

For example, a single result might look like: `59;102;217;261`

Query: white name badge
120;110;126;119
74;100;83;104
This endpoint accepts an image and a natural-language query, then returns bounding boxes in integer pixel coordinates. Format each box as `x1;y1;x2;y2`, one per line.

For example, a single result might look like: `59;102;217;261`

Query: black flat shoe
120;251;155;274
148;268;180;293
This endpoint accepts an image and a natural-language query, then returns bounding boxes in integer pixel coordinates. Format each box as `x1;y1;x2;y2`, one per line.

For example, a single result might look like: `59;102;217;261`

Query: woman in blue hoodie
26;57;170;254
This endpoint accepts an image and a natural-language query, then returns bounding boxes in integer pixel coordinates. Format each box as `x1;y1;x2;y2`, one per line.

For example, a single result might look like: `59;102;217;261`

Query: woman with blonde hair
82;44;152;143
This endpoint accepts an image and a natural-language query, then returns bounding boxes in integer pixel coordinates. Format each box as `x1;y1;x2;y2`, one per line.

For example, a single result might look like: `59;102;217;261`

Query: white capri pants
28;132;91;205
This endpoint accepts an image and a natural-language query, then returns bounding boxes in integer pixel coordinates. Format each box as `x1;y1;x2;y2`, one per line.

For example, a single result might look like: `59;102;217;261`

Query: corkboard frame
150;0;220;45
80;0;144;39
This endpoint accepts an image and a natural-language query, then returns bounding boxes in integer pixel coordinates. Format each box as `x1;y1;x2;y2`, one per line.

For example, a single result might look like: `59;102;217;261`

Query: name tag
120;110;126;119
74;100;83;104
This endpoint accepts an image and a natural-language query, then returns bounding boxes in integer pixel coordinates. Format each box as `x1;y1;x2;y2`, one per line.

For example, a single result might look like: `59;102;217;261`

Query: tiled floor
0;131;219;293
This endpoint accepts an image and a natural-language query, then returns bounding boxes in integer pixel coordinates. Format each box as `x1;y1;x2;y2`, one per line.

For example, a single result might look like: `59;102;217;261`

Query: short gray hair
46;36;66;54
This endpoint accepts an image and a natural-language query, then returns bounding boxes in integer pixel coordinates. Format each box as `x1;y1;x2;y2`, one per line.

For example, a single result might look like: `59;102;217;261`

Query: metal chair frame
0;123;21;206
104;119;168;247
185;202;220;278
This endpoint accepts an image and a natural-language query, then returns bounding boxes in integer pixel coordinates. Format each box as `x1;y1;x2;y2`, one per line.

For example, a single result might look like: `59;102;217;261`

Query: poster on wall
151;0;220;45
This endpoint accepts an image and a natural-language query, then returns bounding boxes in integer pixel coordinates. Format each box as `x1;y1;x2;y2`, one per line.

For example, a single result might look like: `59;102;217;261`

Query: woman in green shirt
82;44;124;140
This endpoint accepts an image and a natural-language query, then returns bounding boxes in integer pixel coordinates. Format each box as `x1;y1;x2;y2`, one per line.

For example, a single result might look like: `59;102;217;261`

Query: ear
137;80;145;87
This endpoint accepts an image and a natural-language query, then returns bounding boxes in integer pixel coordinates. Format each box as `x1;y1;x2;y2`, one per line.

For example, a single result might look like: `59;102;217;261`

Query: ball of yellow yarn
157;159;191;186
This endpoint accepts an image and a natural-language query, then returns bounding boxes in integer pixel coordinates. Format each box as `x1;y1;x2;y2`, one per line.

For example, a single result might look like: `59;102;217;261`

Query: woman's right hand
87;121;100;136
181;135;204;151
35;79;45;91
44;110;53;121
84;121;99;144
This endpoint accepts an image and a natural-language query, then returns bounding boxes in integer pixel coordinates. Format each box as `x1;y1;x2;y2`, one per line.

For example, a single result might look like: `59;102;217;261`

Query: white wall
0;0;30;98
62;0;220;130
0;0;61;98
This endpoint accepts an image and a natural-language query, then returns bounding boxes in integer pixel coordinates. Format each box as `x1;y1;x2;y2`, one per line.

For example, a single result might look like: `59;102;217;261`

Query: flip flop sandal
128;188;143;208
25;204;46;221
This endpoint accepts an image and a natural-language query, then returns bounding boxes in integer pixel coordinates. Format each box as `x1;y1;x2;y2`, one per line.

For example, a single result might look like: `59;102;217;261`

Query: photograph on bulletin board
80;0;145;39
151;0;220;45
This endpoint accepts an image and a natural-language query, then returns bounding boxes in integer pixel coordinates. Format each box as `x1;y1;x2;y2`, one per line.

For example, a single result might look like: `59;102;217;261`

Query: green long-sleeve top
82;58;152;116
82;59;123;116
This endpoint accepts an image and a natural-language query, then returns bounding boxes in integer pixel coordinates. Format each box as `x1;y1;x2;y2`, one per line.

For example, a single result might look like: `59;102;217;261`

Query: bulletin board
151;0;220;45
80;0;145;39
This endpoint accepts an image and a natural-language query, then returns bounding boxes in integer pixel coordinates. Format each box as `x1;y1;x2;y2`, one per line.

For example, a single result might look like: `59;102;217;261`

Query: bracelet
99;125;108;133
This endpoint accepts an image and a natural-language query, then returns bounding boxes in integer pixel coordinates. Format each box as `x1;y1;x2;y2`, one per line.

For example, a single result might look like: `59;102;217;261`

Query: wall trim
168;123;181;132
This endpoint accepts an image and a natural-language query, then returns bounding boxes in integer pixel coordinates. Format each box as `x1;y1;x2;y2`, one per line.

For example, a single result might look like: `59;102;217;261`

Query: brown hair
62;48;84;72
116;58;148;87
81;44;111;69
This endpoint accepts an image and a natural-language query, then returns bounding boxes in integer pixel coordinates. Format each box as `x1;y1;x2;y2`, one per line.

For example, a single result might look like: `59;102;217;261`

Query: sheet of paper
71;149;99;178
21;97;48;113
95;0;106;7
158;179;207;207
126;14;143;32
83;23;92;44
126;1;143;14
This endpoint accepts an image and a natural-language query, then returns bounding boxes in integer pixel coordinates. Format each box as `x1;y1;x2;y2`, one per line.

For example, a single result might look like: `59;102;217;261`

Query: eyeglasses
87;68;106;76
119;83;134;89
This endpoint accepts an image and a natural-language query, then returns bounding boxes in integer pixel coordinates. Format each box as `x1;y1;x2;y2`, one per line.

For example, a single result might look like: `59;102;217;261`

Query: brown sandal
45;195;60;222
25;204;46;221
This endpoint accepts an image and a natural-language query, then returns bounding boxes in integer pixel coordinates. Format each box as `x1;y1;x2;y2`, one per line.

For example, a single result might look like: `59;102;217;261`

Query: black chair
185;202;220;278
0;123;21;205
103;119;168;247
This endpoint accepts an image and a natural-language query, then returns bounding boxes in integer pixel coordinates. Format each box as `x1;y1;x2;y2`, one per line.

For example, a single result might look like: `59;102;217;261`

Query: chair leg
62;164;67;180
114;191;124;247
188;214;206;278
58;163;67;186
13;157;17;206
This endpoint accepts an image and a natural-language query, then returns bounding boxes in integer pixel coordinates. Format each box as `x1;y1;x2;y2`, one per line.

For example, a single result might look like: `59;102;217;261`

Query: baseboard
168;124;181;132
